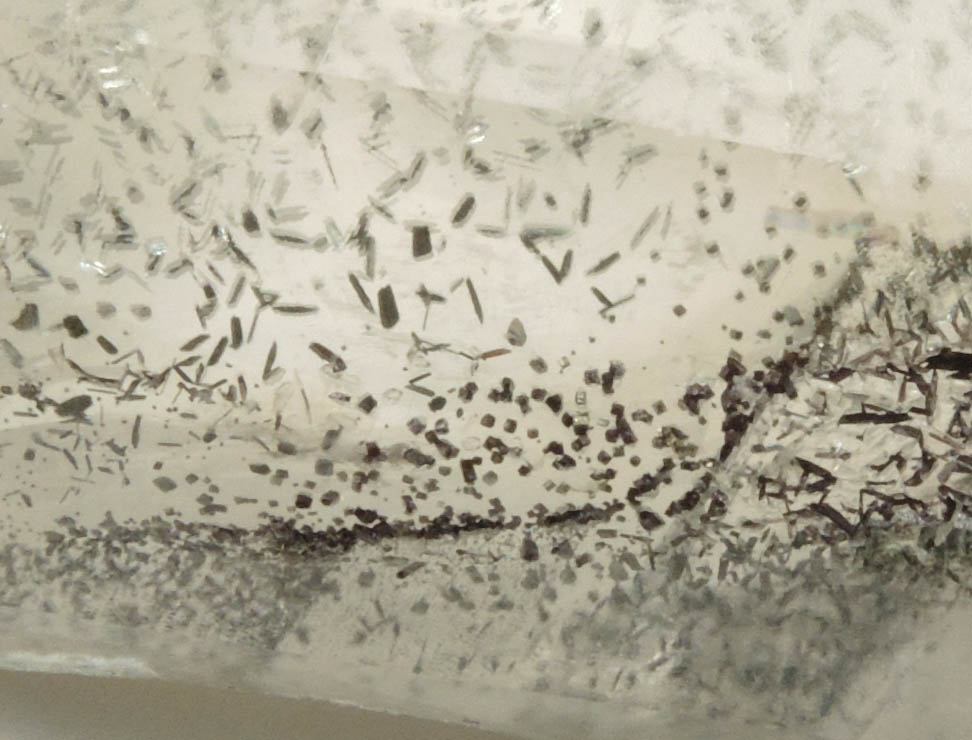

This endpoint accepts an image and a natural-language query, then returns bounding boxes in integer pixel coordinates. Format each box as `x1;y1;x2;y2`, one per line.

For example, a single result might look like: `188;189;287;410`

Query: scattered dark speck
412;225;433;259
96;335;118;354
407;418;426;435
506;318;527;346
153;476;177;493
681;383;714;415
11;304;38;331
378;285;400;329
466;278;484;323
309;342;347;373
62;315;87;338
321;490;340;506
639;508;664;532
55;395;92;418
583;9;605;46
209;64;228;90
207;336;228;366
452;194;476;226
270;98;291;132
348;274;375;314
242;209;260;233
397;562;426;579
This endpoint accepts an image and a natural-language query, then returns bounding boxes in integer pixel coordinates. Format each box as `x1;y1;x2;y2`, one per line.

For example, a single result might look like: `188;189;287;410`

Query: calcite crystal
2;3;972;738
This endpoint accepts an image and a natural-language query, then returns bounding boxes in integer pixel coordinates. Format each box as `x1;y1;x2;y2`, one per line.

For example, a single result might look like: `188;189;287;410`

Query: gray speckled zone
1;3;972;739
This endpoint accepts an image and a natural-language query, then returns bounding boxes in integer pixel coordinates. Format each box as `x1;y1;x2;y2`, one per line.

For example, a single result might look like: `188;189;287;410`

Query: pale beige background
0;670;515;740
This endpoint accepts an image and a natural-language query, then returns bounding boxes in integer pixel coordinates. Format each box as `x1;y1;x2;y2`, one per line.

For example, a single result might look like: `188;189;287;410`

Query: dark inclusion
451;194;475;226
378;285;400;328
54;394;92;418
270;98;291;133
358;394;377;414
153;476;177;493
208;63;229;92
62;315;88;338
11;303;39;330
411;225;432;259
96;335;118;354
681;383;714;415
242;208;260;233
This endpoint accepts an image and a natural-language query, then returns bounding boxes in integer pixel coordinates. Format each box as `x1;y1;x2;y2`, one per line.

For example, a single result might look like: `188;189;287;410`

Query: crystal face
2;3;972;739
